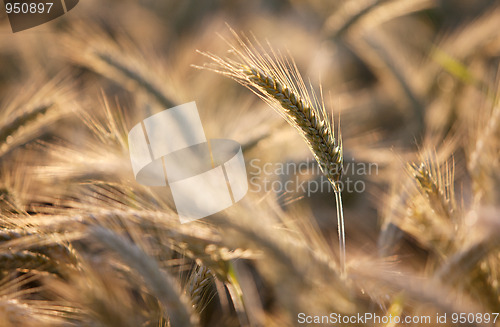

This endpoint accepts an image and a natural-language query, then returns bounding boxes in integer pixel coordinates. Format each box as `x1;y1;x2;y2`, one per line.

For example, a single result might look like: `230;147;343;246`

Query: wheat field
0;0;500;326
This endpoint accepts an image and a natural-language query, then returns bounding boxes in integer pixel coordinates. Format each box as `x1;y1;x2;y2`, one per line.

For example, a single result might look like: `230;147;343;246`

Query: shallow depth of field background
0;1;500;326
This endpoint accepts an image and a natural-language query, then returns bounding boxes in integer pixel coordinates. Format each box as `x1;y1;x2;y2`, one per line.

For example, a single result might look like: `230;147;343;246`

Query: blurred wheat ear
196;28;346;276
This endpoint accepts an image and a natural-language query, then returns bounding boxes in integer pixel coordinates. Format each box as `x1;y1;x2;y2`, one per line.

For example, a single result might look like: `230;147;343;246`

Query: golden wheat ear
196;28;346;276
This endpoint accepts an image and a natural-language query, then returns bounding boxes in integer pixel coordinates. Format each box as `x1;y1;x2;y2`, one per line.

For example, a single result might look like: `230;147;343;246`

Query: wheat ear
410;160;455;220
197;29;345;276
91;227;198;327
187;265;214;313
241;66;344;184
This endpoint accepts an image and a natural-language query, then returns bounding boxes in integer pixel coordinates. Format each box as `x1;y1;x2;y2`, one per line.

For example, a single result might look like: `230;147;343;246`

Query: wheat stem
335;190;346;277
97;53;177;109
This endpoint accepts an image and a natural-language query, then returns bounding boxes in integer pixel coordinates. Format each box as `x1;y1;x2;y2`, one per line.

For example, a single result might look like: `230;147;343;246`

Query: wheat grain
0;229;76;265
436;235;500;310
0;251;57;274
91;227;198;327
242;66;343;185
61;25;177;109
96;53;177;109
0;105;53;145
198;33;343;189
0;76;73;160
198;29;346;275
187;265;214;313
410;160;455;220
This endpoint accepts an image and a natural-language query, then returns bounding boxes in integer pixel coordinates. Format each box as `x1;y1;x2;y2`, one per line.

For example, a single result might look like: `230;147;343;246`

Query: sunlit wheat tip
241;65;343;187
198;29;346;276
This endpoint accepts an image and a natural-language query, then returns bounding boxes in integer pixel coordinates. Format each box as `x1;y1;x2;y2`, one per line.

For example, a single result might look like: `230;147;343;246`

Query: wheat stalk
0;229;77;265
61;24;177;110
96;52;177;109
197;29;346;275
0;105;53;145
91;227;198;327
0;76;73;160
